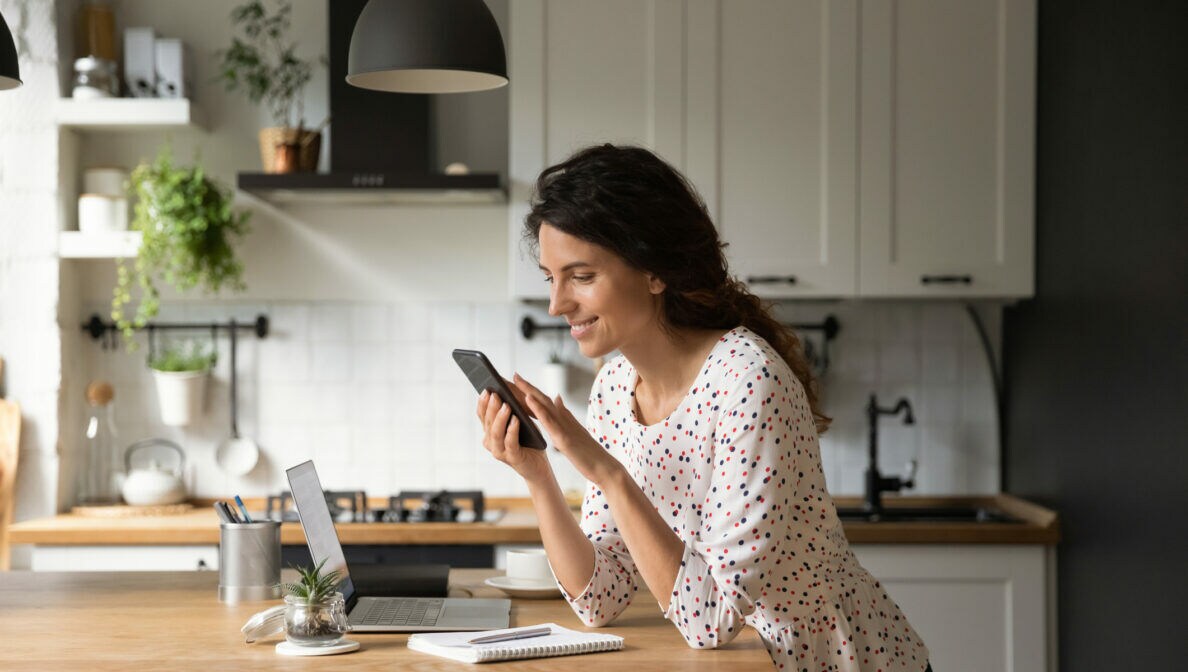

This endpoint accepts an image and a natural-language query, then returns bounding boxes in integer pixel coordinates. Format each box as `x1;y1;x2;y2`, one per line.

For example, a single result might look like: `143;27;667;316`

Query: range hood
237;0;504;205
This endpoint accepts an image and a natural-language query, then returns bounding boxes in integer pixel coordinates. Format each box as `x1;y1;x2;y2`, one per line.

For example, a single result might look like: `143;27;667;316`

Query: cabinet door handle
746;275;798;285
920;274;973;285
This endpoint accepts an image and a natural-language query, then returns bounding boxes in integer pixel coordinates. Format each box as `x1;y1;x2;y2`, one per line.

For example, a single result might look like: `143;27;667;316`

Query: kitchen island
7;496;1059;670
0;568;772;670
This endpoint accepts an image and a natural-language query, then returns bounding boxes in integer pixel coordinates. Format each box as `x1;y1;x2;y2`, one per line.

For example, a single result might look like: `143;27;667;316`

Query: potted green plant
283;558;351;647
148;339;216;427
111;145;251;346
215;0;325;173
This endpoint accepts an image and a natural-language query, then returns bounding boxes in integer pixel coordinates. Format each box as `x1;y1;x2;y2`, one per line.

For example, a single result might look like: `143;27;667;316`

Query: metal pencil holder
218;520;281;603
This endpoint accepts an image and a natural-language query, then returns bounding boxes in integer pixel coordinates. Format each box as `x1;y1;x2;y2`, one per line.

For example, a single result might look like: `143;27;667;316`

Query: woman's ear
647;274;666;295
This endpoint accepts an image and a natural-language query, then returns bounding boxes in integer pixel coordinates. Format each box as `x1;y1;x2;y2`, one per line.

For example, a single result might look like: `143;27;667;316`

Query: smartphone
452;349;548;450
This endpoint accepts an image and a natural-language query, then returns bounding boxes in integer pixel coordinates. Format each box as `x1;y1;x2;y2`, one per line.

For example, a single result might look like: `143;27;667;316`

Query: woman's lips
569;317;598;339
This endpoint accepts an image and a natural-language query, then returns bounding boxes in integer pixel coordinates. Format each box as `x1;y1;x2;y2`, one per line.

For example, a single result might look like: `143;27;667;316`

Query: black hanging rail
83;313;269;341
520;313;839;375
520;314;839;342
81;313;270;353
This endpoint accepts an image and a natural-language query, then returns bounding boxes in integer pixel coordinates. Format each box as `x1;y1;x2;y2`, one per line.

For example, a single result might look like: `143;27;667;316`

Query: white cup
505;548;556;585
78;194;128;233
83;167;128;196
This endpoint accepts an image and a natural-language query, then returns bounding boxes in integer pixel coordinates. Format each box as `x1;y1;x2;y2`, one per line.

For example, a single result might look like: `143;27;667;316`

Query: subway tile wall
76;299;1001;501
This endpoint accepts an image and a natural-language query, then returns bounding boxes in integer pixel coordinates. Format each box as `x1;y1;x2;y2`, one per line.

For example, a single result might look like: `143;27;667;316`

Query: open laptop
286;460;510;632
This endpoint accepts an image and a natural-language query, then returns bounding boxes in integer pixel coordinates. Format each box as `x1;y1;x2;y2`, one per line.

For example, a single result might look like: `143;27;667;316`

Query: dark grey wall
1003;1;1187;670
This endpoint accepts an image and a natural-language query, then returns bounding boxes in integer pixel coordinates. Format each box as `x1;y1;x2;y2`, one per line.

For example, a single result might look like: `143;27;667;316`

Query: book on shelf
407;623;623;664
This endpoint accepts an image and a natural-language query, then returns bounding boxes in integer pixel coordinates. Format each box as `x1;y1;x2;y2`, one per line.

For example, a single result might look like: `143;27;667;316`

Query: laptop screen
286;460;356;603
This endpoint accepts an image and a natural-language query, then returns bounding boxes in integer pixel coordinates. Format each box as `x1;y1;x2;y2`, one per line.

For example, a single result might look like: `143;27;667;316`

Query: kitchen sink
835;506;1021;523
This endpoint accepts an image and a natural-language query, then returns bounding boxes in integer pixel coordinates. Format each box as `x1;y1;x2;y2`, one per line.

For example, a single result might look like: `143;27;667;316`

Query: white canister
78;194;129;233
539;361;568;400
83;167;128;196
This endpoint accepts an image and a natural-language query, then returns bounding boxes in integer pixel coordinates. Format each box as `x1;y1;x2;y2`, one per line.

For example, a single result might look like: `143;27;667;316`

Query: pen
213;501;233;524
220;500;240;523
467;626;553;645
234;495;253;523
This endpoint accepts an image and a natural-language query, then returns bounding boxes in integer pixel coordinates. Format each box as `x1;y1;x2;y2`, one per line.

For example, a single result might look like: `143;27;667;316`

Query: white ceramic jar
78;193;128;233
83;166;128;196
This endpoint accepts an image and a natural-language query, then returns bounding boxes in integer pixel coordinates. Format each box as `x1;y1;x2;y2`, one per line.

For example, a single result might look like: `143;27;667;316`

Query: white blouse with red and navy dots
558;327;930;672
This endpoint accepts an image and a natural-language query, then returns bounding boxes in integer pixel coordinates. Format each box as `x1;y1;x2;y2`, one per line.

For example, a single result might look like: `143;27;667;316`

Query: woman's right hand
477;390;553;483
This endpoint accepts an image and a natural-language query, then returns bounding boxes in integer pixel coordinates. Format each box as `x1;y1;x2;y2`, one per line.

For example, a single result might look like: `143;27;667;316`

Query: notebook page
408;623;624;663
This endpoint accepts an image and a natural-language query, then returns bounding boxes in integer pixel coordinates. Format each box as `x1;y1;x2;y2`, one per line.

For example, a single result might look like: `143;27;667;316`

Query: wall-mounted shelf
55;98;205;131
59;231;141;259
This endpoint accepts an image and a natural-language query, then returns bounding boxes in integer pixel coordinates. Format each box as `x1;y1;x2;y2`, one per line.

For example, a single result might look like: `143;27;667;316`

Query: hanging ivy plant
112;146;251;344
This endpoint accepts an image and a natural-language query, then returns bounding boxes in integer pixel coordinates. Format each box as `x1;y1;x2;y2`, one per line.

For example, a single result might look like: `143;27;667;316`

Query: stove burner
266;490;368;523
380;490;485;523
264;489;485;524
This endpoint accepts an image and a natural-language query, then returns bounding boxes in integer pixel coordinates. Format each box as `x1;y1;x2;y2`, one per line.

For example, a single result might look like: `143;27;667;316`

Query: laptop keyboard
357;598;443;626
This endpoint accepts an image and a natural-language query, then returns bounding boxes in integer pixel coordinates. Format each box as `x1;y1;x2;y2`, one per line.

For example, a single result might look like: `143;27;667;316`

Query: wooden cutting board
1;356;21;570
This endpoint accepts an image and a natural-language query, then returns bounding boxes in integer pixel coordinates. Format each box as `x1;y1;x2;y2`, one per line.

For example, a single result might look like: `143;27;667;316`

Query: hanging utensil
216;321;259;476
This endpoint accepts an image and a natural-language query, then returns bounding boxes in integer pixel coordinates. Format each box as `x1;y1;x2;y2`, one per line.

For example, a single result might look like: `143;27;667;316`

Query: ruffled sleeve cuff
559;543;638;627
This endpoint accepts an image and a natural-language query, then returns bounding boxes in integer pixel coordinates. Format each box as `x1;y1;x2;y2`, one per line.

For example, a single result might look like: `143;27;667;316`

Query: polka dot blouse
559;327;930;671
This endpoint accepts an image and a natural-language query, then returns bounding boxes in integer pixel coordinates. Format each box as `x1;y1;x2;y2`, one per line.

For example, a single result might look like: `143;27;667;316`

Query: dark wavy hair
524;144;830;434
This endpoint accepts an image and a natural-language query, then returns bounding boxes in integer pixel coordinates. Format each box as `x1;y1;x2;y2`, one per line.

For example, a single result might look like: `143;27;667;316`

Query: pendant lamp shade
347;0;507;94
0;10;21;91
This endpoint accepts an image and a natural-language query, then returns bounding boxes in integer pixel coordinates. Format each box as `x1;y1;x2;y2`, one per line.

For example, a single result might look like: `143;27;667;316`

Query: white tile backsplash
351;304;391;343
74;299;1003;499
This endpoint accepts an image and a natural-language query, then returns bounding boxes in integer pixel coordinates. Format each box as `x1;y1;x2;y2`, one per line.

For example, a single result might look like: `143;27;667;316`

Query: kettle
122;438;188;506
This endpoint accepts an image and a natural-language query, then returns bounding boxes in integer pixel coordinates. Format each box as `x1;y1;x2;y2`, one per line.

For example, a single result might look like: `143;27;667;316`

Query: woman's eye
543;276;554;284
573;275;594;283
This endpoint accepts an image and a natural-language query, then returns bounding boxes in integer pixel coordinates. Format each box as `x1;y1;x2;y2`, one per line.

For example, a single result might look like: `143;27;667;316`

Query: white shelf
55;98;205;131
59;231;142;259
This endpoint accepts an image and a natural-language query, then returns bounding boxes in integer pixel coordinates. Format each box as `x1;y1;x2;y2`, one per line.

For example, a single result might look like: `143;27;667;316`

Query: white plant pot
152;369;209;427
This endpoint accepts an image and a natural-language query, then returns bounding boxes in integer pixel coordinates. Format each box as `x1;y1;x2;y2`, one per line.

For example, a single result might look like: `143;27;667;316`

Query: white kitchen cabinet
854;544;1053;672
30;545;218;572
508;0;687;299
857;0;1036;297
682;0;860;298
508;1;1036;300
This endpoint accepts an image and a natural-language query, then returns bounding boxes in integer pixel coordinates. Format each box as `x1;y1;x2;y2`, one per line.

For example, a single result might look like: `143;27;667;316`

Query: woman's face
538;223;665;359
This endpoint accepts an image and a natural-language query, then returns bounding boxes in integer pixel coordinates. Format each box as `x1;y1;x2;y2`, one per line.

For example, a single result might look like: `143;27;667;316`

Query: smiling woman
471;144;932;671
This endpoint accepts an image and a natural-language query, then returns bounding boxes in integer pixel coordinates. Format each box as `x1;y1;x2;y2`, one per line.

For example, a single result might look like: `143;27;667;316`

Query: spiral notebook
407;623;623;663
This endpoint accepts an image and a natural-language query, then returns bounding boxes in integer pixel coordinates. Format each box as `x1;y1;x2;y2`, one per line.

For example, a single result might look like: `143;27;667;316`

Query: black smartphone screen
451;349;548;450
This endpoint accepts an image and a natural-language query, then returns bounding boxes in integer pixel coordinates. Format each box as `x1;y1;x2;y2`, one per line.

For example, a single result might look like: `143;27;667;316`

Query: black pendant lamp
346;0;507;94
0;10;21;90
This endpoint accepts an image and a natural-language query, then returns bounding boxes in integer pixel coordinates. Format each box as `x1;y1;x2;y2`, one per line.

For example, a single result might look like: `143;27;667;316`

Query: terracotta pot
258;127;321;173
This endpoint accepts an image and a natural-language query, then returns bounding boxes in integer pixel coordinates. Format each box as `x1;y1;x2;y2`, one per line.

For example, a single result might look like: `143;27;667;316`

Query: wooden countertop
0;569;772;670
8;494;1059;546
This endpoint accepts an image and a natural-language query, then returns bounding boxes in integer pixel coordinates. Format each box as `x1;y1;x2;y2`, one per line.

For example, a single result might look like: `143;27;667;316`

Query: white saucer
276;639;360;656
484;576;562;599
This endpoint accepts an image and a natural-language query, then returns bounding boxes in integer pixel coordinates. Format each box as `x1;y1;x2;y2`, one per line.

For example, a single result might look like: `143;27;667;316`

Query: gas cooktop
264;489;493;524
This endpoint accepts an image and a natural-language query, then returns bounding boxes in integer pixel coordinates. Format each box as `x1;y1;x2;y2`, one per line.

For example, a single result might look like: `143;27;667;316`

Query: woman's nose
548;283;572;316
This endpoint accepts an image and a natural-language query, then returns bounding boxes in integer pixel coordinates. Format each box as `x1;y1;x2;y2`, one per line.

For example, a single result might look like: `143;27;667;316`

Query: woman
476;144;931;671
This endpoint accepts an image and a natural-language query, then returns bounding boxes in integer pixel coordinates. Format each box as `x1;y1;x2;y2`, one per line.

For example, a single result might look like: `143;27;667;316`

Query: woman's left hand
512;373;624;487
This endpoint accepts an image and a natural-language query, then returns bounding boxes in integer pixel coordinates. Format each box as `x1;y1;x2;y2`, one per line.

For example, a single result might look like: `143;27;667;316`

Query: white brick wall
0;0;64;570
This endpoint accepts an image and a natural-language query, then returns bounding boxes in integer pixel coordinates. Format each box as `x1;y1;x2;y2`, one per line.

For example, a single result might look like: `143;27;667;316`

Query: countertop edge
9;494;1060;546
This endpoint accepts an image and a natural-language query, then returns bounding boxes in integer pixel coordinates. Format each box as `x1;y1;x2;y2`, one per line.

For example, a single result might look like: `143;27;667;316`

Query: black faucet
864;394;918;515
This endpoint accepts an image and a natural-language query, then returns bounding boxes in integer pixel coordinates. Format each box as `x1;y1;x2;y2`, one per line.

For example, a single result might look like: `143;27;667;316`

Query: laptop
286;460;511;632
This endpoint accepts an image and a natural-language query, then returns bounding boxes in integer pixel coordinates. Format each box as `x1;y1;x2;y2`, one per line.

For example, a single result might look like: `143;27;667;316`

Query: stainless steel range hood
236;0;505;205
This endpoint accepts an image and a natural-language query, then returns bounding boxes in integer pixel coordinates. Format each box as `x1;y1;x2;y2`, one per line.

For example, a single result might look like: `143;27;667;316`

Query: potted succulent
283;558;351;647
215;0;325;173
111;145;250;345
148;339;216;427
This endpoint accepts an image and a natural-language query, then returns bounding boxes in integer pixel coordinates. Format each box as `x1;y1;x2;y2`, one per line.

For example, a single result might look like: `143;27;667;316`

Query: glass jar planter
283;592;350;647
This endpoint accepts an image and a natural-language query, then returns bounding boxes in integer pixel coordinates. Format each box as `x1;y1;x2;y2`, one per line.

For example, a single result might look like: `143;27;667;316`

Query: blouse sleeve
558;388;641;627
662;368;800;649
